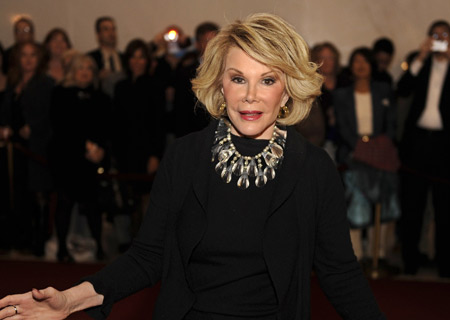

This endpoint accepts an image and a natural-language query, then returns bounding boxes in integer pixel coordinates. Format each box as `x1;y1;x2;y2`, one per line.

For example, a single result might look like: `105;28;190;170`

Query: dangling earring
219;102;227;114
278;105;289;118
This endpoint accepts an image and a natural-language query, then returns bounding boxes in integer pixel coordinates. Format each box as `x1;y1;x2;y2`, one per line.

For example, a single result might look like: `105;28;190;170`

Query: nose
243;82;258;103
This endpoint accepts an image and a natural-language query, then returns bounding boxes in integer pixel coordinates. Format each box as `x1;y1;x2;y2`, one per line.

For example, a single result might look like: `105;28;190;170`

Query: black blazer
84;121;384;320
333;82;396;164
397;56;450;147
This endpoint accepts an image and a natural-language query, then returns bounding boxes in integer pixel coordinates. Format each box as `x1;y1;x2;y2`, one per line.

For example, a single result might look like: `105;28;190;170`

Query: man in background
372;37;395;86
2;17;35;74
397;20;450;278
87;16;124;97
171;22;219;137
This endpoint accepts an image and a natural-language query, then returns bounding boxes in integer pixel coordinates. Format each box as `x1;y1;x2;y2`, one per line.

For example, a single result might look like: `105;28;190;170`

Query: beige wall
1;0;449;79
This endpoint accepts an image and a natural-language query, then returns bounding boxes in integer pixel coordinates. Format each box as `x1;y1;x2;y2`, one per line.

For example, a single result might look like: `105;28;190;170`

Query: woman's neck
354;78;370;93
48;58;65;82
22;71;34;84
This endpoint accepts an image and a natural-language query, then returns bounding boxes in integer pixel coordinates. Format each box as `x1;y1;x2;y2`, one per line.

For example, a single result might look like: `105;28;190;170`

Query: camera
164;29;179;42
431;40;448;52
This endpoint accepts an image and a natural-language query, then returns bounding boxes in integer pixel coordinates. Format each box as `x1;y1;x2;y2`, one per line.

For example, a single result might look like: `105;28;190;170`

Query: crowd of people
0;15;449;281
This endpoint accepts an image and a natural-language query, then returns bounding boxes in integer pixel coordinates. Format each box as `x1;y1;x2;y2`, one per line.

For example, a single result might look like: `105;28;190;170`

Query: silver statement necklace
211;119;287;189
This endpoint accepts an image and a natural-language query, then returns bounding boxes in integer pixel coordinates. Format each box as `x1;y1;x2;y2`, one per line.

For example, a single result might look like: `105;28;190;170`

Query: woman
296;42;342;151
0;41;54;256
49;54;110;262
43;28;72;83
334;47;400;262
112;39;166;242
0;14;384;320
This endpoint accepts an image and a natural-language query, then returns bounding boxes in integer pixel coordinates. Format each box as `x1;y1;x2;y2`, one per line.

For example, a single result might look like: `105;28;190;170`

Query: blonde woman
0;14;384;320
48;54;109;262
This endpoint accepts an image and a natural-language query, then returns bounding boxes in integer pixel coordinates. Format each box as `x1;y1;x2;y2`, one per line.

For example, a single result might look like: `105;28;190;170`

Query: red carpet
1;260;449;319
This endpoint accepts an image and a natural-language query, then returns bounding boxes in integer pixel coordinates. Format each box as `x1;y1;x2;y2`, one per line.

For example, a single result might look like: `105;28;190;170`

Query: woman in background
334;47;400;263
43;28;72;83
49;54;110;262
0;41;54;256
112;39;166;247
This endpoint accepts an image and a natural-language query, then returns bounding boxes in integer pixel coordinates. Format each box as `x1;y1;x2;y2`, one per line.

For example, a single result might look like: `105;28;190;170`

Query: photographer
397;20;450;278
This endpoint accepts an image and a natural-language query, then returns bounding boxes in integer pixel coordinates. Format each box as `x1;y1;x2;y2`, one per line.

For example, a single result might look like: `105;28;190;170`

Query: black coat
0;74;54;192
84;121;384;320
112;74;166;174
397;56;450;165
49;85;111;200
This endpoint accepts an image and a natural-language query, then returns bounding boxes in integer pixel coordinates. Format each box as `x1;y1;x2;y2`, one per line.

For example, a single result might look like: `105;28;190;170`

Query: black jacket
333;82;397;164
84;121;384;320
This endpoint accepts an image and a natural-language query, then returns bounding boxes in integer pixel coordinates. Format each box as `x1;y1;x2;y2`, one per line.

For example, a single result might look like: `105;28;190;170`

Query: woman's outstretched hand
0;287;70;319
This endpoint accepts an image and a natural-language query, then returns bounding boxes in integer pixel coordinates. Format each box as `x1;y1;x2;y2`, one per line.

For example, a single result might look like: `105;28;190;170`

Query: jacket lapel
267;126;307;217
176;121;215;268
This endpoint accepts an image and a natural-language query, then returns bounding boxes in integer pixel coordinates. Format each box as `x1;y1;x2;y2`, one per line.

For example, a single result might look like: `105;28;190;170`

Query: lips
239;110;262;121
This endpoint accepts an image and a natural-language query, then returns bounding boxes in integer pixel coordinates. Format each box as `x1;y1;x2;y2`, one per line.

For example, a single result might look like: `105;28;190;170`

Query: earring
278;105;289;118
219;102;227;114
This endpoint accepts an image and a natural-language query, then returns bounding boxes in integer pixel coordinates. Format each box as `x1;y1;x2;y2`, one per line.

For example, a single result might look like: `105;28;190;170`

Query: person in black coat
0;14;385;320
87;16;124;97
397;20;450;278
171;22;219;137
112;39;166;242
0;41;54;255
49;53;110;262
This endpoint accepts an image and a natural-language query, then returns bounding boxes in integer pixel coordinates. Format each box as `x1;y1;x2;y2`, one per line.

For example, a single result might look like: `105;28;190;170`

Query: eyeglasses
432;32;449;39
15;27;32;34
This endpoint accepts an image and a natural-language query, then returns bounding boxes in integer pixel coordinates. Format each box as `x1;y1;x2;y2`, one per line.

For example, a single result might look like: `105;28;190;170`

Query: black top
0;74;54;192
188;135;278;317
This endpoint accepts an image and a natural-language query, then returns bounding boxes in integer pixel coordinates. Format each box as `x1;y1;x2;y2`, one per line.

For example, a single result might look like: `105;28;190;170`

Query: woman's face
351;53;371;80
222;47;289;140
20;43;39;74
128;48;147;78
48;33;69;58
318;47;336;76
74;60;94;88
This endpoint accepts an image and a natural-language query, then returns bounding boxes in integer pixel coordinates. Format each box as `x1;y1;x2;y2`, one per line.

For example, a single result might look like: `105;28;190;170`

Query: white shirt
101;49;122;72
354;91;373;136
410;57;448;130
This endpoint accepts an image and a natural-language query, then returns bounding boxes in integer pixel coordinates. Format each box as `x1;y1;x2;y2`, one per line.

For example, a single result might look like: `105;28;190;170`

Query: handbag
352;134;400;172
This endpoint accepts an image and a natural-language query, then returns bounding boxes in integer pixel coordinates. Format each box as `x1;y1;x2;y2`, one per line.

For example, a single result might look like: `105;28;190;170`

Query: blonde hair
63;53;98;88
192;13;323;125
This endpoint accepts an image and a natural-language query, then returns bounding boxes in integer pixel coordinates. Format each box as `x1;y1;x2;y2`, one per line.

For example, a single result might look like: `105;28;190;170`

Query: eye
262;77;276;85
231;76;245;84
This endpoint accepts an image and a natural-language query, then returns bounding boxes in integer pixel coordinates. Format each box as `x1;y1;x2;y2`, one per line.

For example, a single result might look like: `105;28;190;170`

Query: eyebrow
225;67;278;77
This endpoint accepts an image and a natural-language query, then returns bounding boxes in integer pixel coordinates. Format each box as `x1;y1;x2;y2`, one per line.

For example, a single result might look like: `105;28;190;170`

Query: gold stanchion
7;141;14;210
370;203;382;279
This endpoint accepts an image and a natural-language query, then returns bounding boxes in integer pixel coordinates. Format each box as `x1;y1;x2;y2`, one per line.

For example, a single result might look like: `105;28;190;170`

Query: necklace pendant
232;157;244;176
221;165;233;183
248;158;258;177
264;166;276;180
237;174;250;189
218;148;235;163
255;168;267;187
